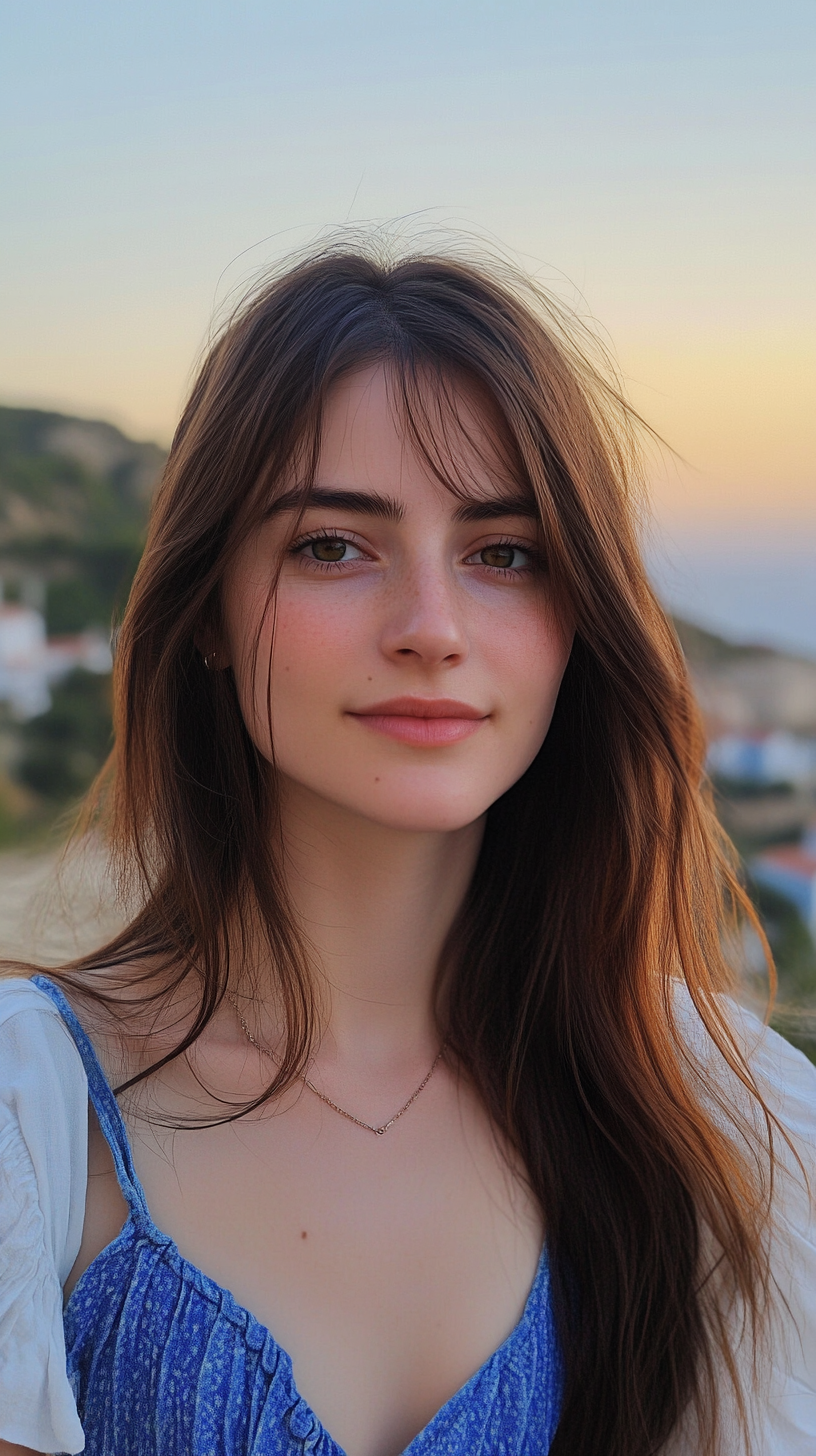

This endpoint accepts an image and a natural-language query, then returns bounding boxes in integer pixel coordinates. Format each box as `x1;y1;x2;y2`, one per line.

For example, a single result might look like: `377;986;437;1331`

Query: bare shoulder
59;958;262;1124
52;956;196;1064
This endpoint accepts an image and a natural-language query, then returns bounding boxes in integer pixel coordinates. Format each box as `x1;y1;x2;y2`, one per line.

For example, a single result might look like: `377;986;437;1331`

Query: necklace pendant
375;1126;386;1136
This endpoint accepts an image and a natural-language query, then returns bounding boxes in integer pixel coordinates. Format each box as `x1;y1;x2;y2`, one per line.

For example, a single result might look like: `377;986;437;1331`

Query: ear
193;630;230;672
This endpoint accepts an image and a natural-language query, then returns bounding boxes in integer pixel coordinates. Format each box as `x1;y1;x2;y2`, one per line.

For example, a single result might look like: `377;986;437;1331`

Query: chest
78;1068;542;1456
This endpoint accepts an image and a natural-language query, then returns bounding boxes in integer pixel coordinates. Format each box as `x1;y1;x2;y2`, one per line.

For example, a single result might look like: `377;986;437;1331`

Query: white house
0;604;112;719
751;841;816;941
707;730;816;788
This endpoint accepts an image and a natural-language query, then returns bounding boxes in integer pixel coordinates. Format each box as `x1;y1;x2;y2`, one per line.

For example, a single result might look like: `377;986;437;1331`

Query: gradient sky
1;0;814;558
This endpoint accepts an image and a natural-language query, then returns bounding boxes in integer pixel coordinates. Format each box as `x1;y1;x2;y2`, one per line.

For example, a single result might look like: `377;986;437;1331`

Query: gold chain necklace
228;993;446;1136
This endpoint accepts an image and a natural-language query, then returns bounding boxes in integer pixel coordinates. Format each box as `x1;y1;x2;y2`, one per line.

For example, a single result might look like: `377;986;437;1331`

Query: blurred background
0;0;814;1043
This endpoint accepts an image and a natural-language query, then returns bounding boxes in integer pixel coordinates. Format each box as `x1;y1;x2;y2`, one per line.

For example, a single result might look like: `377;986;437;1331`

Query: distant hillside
674;619;816;735
673;617;780;666
0;406;165;632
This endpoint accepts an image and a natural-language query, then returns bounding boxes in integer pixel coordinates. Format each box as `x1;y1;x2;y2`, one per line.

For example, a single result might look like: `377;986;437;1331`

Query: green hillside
0;406;164;632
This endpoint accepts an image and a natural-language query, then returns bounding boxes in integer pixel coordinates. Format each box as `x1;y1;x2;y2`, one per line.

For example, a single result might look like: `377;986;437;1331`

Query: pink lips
348;696;488;746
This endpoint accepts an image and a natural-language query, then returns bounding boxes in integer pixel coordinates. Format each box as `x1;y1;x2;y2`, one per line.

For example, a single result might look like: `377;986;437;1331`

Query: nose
379;560;468;668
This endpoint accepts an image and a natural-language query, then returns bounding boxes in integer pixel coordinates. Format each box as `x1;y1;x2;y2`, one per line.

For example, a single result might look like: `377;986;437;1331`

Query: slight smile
347;697;489;747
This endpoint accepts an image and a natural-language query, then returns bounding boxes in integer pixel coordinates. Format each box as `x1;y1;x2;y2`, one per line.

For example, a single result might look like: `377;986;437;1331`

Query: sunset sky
1;1;813;645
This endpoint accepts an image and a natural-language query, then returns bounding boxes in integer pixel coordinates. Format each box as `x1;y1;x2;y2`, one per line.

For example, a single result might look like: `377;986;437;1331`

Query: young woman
1;244;814;1456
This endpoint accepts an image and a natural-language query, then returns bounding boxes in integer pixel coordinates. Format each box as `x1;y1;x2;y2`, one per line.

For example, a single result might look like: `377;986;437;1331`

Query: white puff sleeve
0;977;88;1454
670;991;816;1453
741;1009;816;1450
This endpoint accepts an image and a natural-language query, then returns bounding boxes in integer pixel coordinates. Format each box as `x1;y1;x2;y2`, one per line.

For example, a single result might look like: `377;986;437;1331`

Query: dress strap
32;975;149;1218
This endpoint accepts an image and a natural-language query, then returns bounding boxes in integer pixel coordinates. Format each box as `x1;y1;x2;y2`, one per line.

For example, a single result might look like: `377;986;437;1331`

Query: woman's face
221;363;573;833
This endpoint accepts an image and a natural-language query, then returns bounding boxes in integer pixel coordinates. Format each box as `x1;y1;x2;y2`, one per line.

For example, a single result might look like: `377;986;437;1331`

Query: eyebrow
452;494;539;523
266;485;539;524
266;486;405;521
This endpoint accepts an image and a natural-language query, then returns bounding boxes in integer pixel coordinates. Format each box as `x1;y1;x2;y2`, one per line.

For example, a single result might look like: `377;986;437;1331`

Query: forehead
316;361;527;505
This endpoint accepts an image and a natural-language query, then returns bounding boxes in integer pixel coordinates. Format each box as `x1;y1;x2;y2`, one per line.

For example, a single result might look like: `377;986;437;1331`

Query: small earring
203;651;217;671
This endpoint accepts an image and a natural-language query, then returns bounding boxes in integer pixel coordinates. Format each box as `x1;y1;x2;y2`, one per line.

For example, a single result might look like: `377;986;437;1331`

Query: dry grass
0;842;125;967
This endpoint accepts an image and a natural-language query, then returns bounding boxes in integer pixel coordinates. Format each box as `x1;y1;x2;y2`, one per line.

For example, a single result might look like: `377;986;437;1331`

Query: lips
348;697;488;747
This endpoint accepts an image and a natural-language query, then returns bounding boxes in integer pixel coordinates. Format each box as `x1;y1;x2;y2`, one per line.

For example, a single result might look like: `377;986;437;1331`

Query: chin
343;787;493;835
280;766;512;835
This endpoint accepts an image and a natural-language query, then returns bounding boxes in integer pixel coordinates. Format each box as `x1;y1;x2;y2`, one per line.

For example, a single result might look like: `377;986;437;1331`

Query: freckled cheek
248;593;372;731
482;612;570;725
276;592;370;665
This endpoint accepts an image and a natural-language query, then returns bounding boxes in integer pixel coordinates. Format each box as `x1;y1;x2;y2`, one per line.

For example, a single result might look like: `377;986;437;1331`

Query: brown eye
309;538;348;562
294;534;365;566
480;544;519;569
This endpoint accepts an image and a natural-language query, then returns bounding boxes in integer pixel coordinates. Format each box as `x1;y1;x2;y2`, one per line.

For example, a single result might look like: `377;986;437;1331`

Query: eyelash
471;535;541;576
288;528;369;572
288;529;541;577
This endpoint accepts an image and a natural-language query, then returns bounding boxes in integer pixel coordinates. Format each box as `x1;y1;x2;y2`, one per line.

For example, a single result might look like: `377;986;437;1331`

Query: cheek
274;587;373;682
483;603;572;735
232;587;370;754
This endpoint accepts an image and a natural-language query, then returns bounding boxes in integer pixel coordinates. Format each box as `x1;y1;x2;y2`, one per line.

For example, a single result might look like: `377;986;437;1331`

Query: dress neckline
33;974;551;1455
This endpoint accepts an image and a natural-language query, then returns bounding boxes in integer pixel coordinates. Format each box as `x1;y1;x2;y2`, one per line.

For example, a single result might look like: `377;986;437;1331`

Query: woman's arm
0;1441;43;1455
672;990;816;1450
0;982;88;1455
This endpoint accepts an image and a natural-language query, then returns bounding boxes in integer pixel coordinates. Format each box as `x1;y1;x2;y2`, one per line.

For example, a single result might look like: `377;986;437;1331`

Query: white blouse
0;979;88;1453
1;974;815;1454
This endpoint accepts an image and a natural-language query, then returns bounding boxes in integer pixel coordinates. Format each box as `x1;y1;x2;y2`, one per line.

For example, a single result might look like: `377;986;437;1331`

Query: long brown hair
31;241;778;1453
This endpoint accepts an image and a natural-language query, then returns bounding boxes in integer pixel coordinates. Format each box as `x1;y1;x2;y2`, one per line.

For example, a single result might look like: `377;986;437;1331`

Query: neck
275;779;484;1071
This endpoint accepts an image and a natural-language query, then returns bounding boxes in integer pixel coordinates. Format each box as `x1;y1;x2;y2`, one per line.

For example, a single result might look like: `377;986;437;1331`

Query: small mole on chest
300;1230;307;1239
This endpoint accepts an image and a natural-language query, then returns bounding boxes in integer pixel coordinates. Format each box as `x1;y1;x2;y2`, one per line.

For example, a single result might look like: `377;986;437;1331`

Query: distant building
0;604;112;719
751;842;816;941
707;730;816;788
